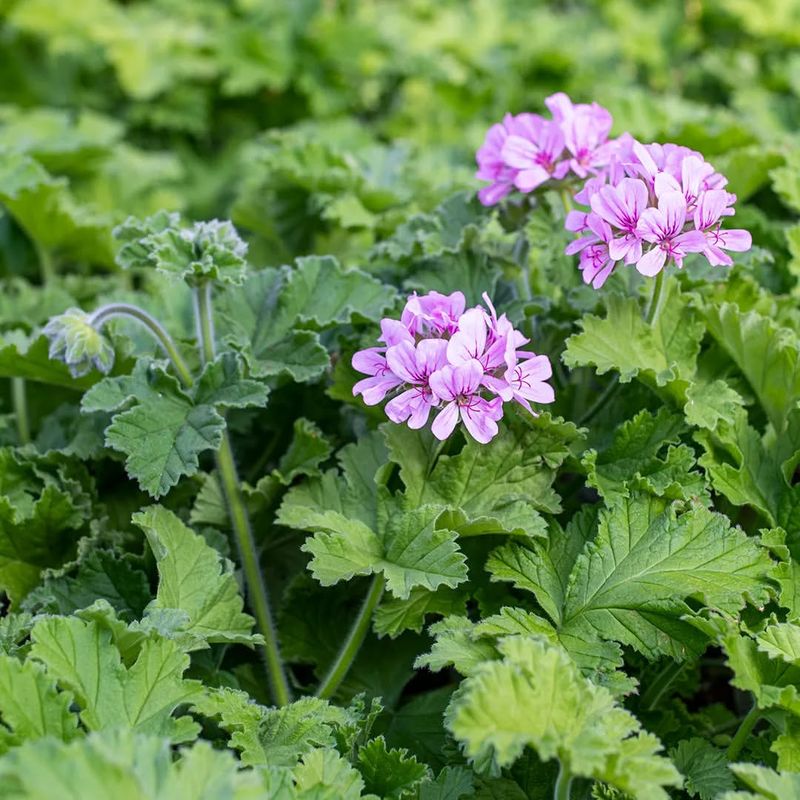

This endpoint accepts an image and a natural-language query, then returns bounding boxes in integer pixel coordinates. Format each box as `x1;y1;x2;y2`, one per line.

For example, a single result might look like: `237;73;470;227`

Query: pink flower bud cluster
476;93;752;287
352;291;554;444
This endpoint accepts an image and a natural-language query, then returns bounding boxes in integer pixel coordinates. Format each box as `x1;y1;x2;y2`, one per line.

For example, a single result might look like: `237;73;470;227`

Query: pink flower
546;92;614;178
694;190;751;266
636;192;706;276
352;348;403;405
401;291;465;337
476;116;519;206
590;178;649;264
565;213;617;288
504;353;555;413
430;360;504;444
384;339;448;429
502;117;570;192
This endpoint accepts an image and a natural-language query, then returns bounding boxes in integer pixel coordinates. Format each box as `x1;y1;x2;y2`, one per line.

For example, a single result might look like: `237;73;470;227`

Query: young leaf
357;736;429;799
445;637;681;798
133;505;261;649
722;764;800;799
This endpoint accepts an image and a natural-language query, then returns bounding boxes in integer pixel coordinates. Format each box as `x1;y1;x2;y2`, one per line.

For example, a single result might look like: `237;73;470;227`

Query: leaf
670;738;736;800
721;764;800;799
274;418;332;485
357;736;429;799
583;408;705;501
0;729;265;800
192;688;351;768
697;406;800;527
489;496;774;660
419;767;475;800
217;256;396;382
294;748;366;799
82;354;265;498
445;637;681;798
703;303;800;433
562;282;704;400
0;656;80;751
278;434;468;599
29;615;202;742
385;413;581;536
133;505;260;649
0;448;94;603
374;586;468;638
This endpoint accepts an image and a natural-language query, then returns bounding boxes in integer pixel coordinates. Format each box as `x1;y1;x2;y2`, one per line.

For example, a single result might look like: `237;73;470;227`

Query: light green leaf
0;656;79;751
445;637;680;798
29;616;201;742
357;736;429;799
721;764;800;800
374;586;468;638
133;505;260;649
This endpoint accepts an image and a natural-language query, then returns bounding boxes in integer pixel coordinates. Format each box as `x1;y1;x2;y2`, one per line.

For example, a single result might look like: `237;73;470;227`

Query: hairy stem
89;303;194;387
12;378;30;445
645;269;666;325
553;762;573;800
316;574;385;700
727;704;761;761
194;281;291;706
641;660;685;712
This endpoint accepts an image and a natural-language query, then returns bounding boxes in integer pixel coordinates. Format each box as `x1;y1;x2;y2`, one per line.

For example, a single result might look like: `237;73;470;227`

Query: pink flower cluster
565;142;751;287
476;93;752;287
352;291;554;444
476;92;615;205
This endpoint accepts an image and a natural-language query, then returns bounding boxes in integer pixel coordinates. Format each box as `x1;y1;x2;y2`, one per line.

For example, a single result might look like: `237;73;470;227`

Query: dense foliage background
1;1;800;798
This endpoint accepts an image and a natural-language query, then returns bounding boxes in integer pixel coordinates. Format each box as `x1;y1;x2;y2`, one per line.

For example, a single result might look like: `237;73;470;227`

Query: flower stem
641;660;685;712
12;378;30;445
89;303;194;387
316;575;385;699
727;704;761;761
645;270;666;325
559;187;573;217
553;762;573;800
194;281;291;707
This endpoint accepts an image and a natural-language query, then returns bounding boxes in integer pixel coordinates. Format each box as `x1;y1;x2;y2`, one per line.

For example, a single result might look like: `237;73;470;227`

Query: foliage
1;0;800;798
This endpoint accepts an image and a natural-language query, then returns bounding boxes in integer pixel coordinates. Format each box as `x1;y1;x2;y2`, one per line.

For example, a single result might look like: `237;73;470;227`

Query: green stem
576;374;620;428
217;431;291;706
316;575;385;700
727;704;761;761
89;303;193;387
35;243;55;284
553;762;572;800
559;187;573;217
12;378;30;445
194;281;291;706
645;269;666;326
641;660;685;712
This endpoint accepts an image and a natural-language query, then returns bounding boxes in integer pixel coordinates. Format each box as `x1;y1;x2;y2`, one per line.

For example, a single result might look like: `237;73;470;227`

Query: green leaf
133;505;260;649
357;736;429;799
374;586;468;638
29;616;201;742
418;767;475;800
445;637;681;798
583;408;705;501
489;496;774;660
0;656;80;751
0;729;265;800
216;256;396;382
703;303;800;433
670;738;736;800
192;689;351;767
274;418;332;486
721;764;800;799
0;448;94;603
562;281;704;400
385;414;581;536
82;355;265;498
294;748;366;799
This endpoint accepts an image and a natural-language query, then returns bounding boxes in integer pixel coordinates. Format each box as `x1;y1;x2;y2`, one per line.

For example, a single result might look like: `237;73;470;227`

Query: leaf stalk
316;574;385;700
